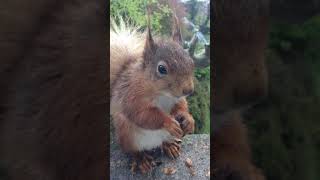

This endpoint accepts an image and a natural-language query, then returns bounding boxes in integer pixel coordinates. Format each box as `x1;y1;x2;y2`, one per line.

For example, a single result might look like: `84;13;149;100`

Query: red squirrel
110;17;195;173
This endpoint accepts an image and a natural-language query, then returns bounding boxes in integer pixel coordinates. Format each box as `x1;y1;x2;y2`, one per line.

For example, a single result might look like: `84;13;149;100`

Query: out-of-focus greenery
110;0;210;134
246;15;320;180
184;0;210;134
110;0;173;35
188;66;210;133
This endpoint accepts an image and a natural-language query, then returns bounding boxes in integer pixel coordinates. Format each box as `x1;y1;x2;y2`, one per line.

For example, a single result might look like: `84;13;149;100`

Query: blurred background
244;1;320;180
110;0;211;134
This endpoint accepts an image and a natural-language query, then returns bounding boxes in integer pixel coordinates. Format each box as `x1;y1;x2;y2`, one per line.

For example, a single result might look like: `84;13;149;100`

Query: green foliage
194;66;210;81
303;16;320;98
187;67;210;133
184;0;208;24
267;15;320;101
247;15;320;180
110;0;173;35
184;0;210;31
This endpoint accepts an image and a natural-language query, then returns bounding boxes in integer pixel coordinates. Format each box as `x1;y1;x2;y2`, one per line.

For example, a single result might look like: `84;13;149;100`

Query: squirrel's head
142;15;194;99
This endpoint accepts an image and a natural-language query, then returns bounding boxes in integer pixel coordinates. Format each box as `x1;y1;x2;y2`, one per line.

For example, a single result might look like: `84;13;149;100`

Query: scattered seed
130;161;137;174
162;167;177;175
184;158;196;176
189;167;196;176
185;158;193;168
206;170;210;177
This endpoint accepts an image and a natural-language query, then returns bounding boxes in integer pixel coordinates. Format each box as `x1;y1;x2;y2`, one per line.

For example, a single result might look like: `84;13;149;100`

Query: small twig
193;44;210;68
188;33;198;58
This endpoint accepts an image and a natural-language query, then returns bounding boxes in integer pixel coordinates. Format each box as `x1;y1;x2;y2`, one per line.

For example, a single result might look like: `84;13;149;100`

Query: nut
206;170;210;177
130;161;137;174
185;158;193;168
162;167;177;175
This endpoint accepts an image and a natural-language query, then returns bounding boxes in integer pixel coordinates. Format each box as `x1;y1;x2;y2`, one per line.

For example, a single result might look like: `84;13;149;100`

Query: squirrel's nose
183;89;194;96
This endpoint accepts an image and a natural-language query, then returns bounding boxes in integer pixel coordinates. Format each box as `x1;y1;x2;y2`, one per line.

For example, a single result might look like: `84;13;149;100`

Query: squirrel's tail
110;17;146;86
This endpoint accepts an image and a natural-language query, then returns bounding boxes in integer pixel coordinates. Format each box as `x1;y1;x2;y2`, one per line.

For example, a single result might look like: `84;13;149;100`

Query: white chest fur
132;95;179;151
153;95;179;114
133;126;172;151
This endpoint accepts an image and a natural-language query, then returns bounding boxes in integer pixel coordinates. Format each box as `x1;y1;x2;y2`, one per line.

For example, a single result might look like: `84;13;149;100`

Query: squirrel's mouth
160;92;184;101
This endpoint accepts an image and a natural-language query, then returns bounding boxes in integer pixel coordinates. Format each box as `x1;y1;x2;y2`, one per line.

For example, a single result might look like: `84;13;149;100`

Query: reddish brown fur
0;1;107;179
213;0;269;179
213;112;265;180
171;98;189;113
111;64;174;130
145;39;194;75
110;17;195;155
113;112;139;152
123;89;173;130
171;98;195;134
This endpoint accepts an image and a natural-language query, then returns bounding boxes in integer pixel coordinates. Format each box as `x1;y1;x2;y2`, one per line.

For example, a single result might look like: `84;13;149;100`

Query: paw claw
163;142;181;159
133;152;155;174
174;112;195;135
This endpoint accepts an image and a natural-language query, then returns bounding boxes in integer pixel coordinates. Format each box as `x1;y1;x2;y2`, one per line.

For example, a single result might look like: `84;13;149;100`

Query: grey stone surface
110;134;210;180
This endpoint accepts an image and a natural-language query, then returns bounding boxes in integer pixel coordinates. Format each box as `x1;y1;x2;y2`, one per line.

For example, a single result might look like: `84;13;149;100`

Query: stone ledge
110;134;210;180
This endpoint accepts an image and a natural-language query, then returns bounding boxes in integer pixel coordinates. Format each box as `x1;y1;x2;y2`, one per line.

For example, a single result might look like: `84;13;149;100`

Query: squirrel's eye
158;65;167;75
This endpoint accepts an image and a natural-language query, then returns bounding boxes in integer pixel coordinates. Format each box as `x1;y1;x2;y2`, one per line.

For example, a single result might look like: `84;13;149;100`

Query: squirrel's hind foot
131;151;156;174
162;140;181;159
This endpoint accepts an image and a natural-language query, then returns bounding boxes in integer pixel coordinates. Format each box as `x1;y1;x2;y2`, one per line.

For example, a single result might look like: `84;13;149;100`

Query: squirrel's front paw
163;118;183;138
175;112;195;136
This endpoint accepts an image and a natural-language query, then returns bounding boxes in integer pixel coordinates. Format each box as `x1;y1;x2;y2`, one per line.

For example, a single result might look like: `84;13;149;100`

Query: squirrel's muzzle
183;89;194;96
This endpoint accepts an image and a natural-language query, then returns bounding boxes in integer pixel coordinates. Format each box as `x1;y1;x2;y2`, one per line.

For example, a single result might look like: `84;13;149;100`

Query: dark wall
0;1;108;179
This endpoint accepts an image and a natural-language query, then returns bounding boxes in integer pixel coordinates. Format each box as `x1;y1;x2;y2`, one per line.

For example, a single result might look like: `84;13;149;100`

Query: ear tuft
145;24;155;53
143;6;156;66
172;14;183;45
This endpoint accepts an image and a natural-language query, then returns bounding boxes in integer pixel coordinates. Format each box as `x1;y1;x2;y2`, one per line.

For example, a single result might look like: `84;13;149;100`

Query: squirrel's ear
143;8;156;66
145;25;156;53
171;14;183;45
